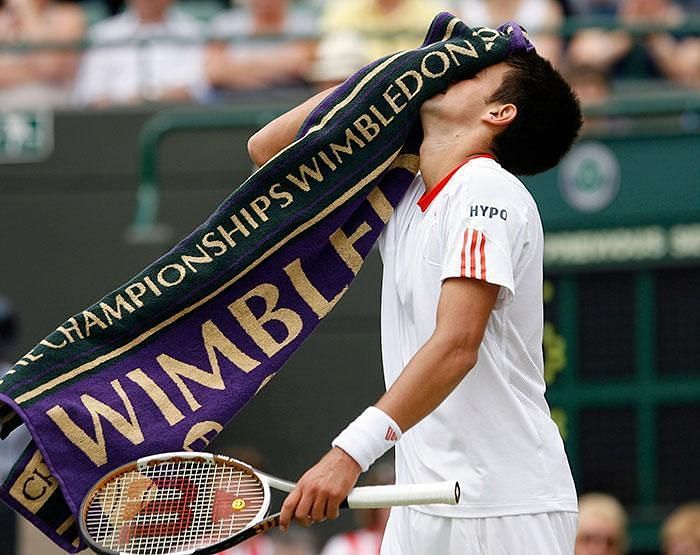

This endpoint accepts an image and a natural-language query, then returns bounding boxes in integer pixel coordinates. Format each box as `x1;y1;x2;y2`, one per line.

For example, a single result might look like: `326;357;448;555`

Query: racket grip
345;481;460;509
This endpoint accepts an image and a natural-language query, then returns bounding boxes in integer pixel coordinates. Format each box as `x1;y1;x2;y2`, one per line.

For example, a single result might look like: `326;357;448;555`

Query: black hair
489;51;583;176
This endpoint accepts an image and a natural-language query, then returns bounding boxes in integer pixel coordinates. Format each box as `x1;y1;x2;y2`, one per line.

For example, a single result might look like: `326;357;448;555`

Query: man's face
250;0;289;18
420;62;511;127
664;538;700;555
575;513;624;555
130;0;172;21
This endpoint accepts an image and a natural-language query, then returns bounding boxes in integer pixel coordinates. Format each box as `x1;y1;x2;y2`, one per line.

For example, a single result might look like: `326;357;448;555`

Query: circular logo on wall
558;142;620;213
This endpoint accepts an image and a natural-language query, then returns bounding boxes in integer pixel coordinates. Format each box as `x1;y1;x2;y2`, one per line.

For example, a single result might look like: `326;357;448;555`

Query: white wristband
332;407;402;472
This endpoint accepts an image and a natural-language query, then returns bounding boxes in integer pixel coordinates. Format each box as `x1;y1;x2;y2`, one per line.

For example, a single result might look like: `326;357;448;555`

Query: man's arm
375;277;498;431
247;87;336;167
278;277;499;530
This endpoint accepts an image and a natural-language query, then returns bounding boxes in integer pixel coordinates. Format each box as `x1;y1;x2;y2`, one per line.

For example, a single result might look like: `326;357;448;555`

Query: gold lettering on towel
202;231;228;257
445;41;479;62
329;128;366;164
230;283;303;357
46;379;144;467
125;282;148;308
157;320;260;412
99;294;136;325
40;337;68;349
330;222;372;276
217;214;250;248
366;187;394;224
82;310;108;336
250;195;272;222
9;450;58;514
383;84;407;115
420;51;450;78
395;70;424;100
156;263;187;288
369;104;394;126
286;157;325;192
126;368;186;426
353;114;381;143
56;317;84;343
16;151;402;403
181;245;214;273
284;259;346;318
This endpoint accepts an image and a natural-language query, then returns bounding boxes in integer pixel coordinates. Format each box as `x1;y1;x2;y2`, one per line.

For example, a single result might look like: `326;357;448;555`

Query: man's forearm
376;278;497;433
332;278;497;475
247;87;336;167
375;331;478;434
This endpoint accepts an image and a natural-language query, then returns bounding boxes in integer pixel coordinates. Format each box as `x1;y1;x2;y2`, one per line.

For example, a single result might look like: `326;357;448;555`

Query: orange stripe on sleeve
469;230;479;278
460;229;470;277
480;233;487;280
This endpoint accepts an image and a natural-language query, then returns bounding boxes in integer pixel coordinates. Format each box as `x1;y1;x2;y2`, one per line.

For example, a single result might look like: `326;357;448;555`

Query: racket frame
78;451;273;555
79;451;460;555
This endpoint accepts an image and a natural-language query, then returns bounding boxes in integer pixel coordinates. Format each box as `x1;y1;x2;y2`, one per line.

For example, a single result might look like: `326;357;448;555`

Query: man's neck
419;131;493;193
138;9;169;25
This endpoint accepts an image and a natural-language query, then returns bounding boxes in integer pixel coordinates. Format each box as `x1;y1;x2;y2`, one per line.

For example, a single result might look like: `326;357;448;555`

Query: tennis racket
79;451;460;555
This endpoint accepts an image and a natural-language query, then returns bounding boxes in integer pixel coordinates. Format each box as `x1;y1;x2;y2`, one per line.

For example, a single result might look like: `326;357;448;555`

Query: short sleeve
438;168;524;307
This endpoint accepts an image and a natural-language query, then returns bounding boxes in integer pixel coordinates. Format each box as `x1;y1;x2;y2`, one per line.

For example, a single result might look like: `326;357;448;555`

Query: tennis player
249;47;582;554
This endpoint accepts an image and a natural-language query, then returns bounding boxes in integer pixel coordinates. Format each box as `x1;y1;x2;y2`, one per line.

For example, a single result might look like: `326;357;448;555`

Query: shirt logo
385;427;398;442
469;205;508;220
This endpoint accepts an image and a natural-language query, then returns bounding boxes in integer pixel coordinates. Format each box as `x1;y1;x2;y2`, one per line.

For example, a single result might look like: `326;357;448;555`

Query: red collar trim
417;154;496;212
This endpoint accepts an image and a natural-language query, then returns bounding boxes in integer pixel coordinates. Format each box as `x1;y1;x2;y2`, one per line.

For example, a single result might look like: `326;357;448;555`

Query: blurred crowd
0;0;698;111
575;492;700;555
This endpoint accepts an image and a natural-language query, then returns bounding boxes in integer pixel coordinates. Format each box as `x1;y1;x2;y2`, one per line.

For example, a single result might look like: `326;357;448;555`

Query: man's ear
483;103;517;127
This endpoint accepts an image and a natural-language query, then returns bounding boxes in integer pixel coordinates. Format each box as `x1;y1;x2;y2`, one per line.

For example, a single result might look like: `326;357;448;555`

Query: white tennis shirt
377;156;577;518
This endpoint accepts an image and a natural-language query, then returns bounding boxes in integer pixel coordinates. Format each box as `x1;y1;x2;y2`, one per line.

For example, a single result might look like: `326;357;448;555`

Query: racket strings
84;459;267;555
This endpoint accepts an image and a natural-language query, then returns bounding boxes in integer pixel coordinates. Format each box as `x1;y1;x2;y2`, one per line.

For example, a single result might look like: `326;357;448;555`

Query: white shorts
380;508;578;555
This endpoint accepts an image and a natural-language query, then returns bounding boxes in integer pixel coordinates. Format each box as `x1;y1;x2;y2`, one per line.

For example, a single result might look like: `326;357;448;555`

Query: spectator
561;63;616;131
662;502;700;555
73;0;208;106
455;0;564;65
320;463;394;555
620;0;700;87
311;0;445;85
575;493;629;555
567;0;699;85
206;0;317;92
0;0;85;109
563;64;611;105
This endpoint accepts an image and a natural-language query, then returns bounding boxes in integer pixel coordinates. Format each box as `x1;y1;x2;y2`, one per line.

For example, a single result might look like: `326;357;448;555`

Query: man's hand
279;447;361;531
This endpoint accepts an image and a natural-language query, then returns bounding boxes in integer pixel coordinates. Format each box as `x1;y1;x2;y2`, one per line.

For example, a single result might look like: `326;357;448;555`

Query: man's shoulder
445;159;541;230
453;158;534;207
456;158;522;189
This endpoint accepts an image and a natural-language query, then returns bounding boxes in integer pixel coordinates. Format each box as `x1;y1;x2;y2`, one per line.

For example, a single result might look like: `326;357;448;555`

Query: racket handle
344;481;460;509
